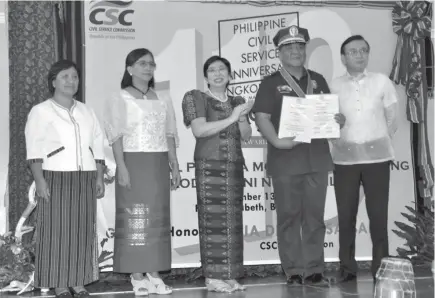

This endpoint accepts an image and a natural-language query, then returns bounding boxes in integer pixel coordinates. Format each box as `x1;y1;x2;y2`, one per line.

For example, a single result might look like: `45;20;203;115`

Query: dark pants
333;162;390;277
272;171;328;277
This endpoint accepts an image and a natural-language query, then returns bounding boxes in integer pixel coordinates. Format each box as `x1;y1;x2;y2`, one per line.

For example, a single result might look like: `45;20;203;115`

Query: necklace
131;85;149;99
207;89;228;102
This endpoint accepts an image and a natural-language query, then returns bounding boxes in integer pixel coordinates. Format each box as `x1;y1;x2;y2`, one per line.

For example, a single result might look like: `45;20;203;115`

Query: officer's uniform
252;25;333;278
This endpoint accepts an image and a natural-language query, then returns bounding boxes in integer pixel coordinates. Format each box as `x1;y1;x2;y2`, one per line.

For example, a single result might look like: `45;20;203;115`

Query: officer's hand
275;137;301;149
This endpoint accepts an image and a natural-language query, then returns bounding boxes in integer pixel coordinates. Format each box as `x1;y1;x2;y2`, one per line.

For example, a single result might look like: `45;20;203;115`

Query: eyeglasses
135;61;157;69
207;67;228;74
346;48;370;57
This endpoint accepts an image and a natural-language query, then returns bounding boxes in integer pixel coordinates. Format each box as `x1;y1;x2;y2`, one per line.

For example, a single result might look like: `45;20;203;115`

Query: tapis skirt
195;159;245;280
34;170;99;288
113;152;171;273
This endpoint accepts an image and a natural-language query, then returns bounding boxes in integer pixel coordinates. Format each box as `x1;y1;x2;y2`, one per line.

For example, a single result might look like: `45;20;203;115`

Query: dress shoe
286;274;303;286
304;273;330;287
54;290;73;298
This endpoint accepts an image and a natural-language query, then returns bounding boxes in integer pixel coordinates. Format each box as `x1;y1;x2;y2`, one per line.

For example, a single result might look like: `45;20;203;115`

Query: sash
279;67;313;97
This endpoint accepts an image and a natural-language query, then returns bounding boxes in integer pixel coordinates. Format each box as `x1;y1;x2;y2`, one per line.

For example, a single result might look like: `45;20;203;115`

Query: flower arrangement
98;228;115;271
0;232;35;290
99;165;116;271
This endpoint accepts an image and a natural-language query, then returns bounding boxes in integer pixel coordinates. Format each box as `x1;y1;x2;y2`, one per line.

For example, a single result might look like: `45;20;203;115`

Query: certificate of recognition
278;94;340;142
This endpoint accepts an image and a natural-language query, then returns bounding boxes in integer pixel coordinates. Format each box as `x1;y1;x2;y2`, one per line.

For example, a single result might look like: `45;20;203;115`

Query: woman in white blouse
104;48;181;296
25;60;105;298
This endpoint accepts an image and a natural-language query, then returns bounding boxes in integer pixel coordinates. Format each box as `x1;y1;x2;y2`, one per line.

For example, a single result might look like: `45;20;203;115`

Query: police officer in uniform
252;25;345;286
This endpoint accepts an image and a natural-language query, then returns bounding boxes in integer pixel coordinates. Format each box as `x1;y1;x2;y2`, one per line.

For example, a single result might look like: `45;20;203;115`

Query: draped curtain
7;0;85;234
389;1;433;207
196;0;395;9
55;1;86;103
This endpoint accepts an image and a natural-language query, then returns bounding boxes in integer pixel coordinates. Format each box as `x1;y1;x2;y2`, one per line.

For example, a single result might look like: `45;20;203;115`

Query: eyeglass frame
134;60;157;69
206;67;229;75
345;48;370;57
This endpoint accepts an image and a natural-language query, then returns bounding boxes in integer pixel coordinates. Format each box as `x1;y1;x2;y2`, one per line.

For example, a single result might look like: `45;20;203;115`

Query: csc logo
260;241;278;250
89;8;134;26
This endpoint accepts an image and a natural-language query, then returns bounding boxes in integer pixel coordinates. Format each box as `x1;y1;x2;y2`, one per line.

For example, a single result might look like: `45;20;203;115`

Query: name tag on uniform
277;85;293;93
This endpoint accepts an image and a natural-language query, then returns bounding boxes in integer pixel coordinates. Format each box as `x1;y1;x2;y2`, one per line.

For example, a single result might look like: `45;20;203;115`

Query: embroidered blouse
104;89;179;152
182;89;245;162
24;99;105;171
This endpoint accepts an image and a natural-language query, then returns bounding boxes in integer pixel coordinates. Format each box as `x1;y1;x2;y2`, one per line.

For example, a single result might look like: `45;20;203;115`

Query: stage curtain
195;0;395;9
389;1;433;207
54;1;85;102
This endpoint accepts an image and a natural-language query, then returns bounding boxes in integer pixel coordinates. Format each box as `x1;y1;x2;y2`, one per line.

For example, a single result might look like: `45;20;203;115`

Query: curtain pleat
55;1;85;102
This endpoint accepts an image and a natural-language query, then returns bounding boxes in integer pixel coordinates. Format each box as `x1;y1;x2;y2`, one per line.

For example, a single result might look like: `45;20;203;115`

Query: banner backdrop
84;1;414;270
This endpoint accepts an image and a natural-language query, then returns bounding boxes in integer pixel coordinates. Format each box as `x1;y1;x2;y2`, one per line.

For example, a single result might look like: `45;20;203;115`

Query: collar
49;98;77;112
300;67;309;79
346;69;368;81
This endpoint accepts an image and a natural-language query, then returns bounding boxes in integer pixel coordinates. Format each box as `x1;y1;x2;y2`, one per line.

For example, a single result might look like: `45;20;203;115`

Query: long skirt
34;171;99;288
113;152;171;273
195;159;244;280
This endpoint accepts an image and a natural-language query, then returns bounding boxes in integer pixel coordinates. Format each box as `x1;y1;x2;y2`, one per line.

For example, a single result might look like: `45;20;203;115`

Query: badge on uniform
289;26;298;37
277;85;293;93
312;80;318;90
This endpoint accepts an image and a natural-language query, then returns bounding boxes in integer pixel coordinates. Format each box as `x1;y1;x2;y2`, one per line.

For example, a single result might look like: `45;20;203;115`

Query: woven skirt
195;159;245;280
34;171;99;288
113;152;171;273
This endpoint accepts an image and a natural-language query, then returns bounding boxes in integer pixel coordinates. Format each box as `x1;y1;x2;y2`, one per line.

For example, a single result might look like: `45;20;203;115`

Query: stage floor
5;271;434;298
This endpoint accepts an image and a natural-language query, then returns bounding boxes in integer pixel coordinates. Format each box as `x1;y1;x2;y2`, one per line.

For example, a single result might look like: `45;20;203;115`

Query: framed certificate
278;94;340;142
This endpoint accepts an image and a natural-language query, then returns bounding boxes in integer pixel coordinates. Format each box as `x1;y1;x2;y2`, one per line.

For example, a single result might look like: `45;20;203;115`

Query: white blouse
25;99;105;171
104;89;179;152
330;71;398;165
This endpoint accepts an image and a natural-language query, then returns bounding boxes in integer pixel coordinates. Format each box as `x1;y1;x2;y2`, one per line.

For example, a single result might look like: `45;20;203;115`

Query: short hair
47;60;79;95
121;48;155;89
203;56;232;78
340;35;370;55
203;56;232;88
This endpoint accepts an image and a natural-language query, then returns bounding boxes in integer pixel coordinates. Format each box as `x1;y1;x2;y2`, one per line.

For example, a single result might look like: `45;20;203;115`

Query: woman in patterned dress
104;48;180;296
181;56;253;293
25;60;105;298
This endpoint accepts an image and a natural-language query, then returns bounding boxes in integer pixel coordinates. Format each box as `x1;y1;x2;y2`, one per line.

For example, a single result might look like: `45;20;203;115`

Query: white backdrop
83;1;414;270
